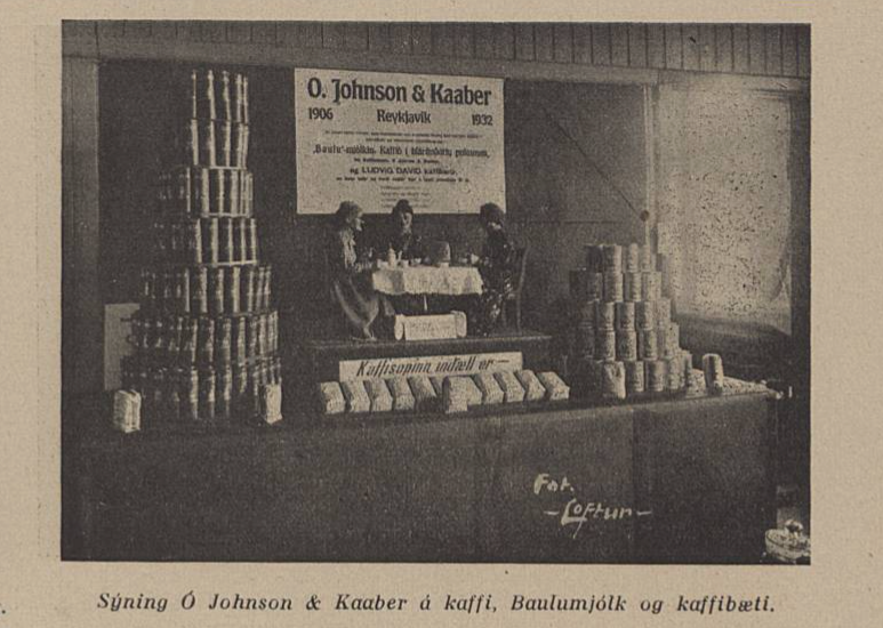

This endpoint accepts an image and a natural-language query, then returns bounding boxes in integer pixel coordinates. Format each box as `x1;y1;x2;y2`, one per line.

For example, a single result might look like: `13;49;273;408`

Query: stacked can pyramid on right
569;243;694;399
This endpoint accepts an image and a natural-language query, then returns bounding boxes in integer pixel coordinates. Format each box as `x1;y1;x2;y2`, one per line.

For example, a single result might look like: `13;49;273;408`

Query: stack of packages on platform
119;69;282;430
568;243;695;400
317;369;570;417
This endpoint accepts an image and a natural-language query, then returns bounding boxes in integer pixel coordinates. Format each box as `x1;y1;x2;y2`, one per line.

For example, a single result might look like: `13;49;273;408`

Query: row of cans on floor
140;265;273;315
574;298;672;331
572;323;681;362
152;217;258;265
585;243;656;274
121;358;281;424
130;311;279;366
187;69;250;125
158;167;254;216
577;353;695;399
570;269;663;303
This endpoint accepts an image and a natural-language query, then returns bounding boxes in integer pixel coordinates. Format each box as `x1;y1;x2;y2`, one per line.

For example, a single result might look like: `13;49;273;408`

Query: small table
371;265;483;311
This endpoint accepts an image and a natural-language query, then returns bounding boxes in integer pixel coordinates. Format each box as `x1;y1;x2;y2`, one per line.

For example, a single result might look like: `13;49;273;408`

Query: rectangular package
387;377;416;412
430;375;447;397
494;371;525;403
473;372;504;405
409;375;439;411
318;381;345;415
112;389;142;433
441;376;483;413
341;379;371;413
363;378;393;412
537;371;571;401
515;369;546;402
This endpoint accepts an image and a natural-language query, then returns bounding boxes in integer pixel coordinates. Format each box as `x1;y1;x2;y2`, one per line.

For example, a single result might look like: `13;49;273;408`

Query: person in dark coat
382;199;425;262
470;203;518;335
328;201;393;341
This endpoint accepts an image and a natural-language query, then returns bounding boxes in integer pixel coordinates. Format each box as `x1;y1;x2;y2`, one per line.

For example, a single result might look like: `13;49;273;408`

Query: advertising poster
294;68;505;214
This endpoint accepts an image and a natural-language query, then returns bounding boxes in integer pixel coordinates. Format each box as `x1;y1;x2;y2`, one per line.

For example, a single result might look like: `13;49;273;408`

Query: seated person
468;202;518;336
328;201;394;341
381;199;425;263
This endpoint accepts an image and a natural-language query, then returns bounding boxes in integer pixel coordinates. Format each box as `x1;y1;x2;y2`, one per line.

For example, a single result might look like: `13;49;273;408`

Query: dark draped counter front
63;390;778;564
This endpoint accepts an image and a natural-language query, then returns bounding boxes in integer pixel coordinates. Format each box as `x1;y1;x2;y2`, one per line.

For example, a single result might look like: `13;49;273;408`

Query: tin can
270;311;279;352
645;360;667;393
264;266;273;307
221;70;232;120
142;269;156;309
574;325;595;359
245;172;253;214
702;354;725;395
232;219;245;262
662;322;680;358
198;317;215;365
225;266;241;314
228;169;239;214
212;169;225;215
210;268;225;315
253;267;265;310
200;119;216;168
167;316;182;362
640;244;655;271
205;218;219;264
273;356;283;385
616;329;638;362
177;167;192;214
186;119;199;167
233;363;248;409
246;220;258;262
196;167;210;215
639;329;658;360
595;301;616;331
682;352;696;390
259;314;269;356
575;299;596;327
596;330;616;361
218;218;233;262
635;301;656;330
642;271;662;302
624;243;641;273
204;69;217;120
615;302;635;331
233;74;243;123
243;77;250;125
142;317;155;354
220;121;232;167
177;269;190;313
233;122;245;168
601;244;622;273
242;125;250;168
656;298;672;326
624;272;642;302
242;266;256;312
603;271;623;302
188;220;203;264
584;245;603;273
151;368;165;424
247;316;259;358
199;367;216;421
233;317;247;363
666;358;683;391
216;366;232;421
192;266;208;315
152;318;167;359
625;360;645;395
184;368;199;421
216;318;232;366
181;318;198;365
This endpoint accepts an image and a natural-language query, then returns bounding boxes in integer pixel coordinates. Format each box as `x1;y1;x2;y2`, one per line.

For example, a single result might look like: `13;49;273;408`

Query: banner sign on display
294;68;505;214
338;352;523;381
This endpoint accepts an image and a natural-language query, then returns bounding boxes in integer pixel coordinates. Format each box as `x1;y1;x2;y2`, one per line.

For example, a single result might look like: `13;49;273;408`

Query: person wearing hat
328;201;393;341
469;202;518;335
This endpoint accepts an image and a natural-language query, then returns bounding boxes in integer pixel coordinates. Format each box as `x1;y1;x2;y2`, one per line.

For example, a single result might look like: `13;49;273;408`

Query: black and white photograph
58;19;812;567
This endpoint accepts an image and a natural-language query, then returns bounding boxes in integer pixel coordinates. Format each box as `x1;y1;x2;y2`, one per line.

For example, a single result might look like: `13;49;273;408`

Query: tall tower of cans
568;243;694;400
121;69;282;427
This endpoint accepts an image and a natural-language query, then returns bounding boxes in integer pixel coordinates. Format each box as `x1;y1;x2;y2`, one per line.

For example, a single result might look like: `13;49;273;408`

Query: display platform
301;329;553;383
63;388;778;564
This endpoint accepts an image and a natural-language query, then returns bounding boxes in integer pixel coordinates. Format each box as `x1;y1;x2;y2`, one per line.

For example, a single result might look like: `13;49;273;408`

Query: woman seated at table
381;199;425;263
468;202;518;336
328;201;394;341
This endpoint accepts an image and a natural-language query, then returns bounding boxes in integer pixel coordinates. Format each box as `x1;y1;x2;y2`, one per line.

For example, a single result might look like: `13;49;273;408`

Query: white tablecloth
371;266;483;296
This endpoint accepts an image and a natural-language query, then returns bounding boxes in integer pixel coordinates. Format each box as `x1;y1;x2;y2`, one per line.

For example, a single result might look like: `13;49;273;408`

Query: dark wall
98;61;647;347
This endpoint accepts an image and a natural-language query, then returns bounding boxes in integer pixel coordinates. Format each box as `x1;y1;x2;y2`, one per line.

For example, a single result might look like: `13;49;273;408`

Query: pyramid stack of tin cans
121;68;282;428
569;243;693;400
